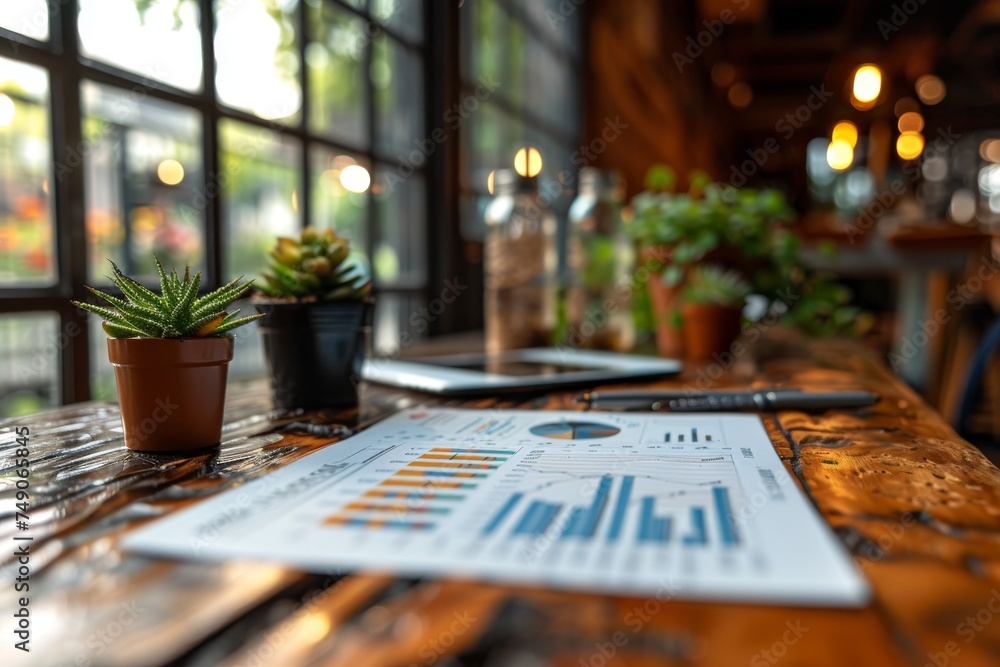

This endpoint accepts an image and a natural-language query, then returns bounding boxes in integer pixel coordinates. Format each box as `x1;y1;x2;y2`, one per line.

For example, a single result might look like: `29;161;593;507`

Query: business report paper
125;409;870;606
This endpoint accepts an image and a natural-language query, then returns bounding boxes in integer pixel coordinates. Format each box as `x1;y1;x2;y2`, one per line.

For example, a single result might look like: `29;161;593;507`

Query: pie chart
529;421;621;440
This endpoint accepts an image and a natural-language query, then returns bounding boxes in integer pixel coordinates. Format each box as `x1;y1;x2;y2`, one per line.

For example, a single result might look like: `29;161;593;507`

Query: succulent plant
683;264;751;307
73;258;261;338
258;227;372;300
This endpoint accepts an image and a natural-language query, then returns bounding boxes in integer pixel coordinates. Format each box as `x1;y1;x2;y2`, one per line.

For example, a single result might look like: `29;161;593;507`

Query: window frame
0;0;441;405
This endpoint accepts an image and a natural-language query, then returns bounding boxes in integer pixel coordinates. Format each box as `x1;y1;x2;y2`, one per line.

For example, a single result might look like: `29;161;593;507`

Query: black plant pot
254;299;373;409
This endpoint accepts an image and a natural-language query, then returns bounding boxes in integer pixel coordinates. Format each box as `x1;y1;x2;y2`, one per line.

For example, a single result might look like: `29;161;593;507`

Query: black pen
579;389;879;412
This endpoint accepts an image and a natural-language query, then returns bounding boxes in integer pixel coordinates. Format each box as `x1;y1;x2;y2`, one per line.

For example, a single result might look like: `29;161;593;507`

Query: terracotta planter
254;299;373;409
107;337;233;452
680;303;744;360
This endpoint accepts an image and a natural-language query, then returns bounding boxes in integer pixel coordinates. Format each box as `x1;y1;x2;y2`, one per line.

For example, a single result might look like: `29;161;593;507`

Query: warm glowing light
486;169;495;195
0;93;15;127
711;62;736;88
727;82;752;109
831;121;858;148
514;147;542;178
897;112;924;133
915;75;945;105
826;139;854;171
339;164;370;193
980;139;1000;163
896;132;925;160
156;159;185;186
852;64;882;105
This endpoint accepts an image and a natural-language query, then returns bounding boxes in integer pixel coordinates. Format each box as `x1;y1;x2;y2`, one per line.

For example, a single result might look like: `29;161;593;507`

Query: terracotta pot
680;303;744;360
254;299;372;409
107;336;233;452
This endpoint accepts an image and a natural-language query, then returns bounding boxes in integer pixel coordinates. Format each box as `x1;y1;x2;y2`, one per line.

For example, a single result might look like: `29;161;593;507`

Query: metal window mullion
298;0;311;232
51;0;90;403
200;0;222;288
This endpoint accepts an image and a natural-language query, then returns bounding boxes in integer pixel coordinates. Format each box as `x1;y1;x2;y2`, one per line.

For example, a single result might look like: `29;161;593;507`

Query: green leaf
211;313;264;334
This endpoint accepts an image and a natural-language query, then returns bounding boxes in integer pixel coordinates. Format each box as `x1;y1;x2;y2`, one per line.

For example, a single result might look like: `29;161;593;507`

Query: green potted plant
254;227;373;409
73;259;260;452
680;265;751;359
629;165;866;356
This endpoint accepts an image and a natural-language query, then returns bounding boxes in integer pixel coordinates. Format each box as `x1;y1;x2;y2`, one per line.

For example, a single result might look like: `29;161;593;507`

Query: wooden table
3;333;1000;667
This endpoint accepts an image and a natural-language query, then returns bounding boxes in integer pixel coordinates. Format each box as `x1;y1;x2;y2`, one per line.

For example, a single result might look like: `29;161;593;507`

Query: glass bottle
565;168;635;351
483;169;558;353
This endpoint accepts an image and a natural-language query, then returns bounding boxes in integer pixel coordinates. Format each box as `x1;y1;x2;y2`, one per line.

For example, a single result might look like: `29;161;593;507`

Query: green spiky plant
258;227;372;300
73;258;261;338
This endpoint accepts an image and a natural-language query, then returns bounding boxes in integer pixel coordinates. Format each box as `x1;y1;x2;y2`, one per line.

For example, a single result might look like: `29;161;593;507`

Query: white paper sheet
124;409;870;606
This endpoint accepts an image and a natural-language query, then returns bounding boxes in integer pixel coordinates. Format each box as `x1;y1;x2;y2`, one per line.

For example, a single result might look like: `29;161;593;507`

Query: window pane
78;0;203;92
215;0;302;124
220;119;302;281
0;57;55;286
374;168;424;285
374;292;424;355
306;1;368;148
527;40;570;128
524;0;579;56
0;1;50;41
466;0;504;85
310;146;370;247
89;315;117;401
0;312;60;417
82;81;204;284
372;35;423;155
460;101;504;191
372;0;423;42
229;298;266;383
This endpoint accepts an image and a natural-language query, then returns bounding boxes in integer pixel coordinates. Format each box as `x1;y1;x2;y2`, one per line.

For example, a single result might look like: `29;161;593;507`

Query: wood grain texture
2;332;999;666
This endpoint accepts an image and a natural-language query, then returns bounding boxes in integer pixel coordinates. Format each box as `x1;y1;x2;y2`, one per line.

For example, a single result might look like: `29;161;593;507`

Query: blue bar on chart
606;475;634;543
681;507;707;546
637;497;671;543
561;475;612;540
713;486;739;546
482;492;523;535
513;500;562;536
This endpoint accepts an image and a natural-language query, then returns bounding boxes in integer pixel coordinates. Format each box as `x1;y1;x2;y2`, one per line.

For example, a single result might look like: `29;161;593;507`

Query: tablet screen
436;360;599;376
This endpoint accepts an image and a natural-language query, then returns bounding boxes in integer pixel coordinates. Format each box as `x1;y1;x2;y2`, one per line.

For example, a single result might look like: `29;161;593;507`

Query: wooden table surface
3;333;1000;667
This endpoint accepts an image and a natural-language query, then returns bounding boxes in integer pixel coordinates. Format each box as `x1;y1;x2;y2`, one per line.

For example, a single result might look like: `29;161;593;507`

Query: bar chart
130;408;871;606
478;452;743;549
321;445;517;530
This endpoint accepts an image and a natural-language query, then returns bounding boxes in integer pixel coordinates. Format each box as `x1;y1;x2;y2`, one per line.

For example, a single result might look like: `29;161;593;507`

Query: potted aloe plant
254;227;373;409
680;265;750;359
73;259;260;452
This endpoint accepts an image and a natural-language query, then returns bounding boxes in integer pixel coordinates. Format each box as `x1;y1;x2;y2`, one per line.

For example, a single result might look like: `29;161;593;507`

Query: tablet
361;348;682;395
